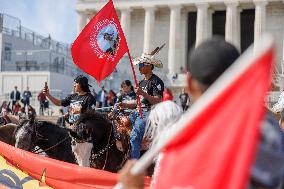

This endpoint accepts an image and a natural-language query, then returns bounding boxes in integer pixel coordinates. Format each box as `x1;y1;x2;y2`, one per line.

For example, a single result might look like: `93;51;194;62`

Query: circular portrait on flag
97;24;119;56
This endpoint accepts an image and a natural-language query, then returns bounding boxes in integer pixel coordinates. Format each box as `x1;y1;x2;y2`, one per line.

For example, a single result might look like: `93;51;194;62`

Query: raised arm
43;86;61;106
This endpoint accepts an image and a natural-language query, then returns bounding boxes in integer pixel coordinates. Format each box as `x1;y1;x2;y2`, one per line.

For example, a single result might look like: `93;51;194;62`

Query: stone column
0;14;2;71
120;8;132;42
225;2;240;50
77;11;88;35
207;9;214;39
195;3;209;47
0;14;3;33
282;18;284;75
254;0;268;48
0;32;2;71
86;12;96;24
143;6;156;53
168;5;181;75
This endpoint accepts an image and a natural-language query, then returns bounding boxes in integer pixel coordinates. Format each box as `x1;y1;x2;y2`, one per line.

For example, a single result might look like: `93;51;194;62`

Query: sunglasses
138;62;151;68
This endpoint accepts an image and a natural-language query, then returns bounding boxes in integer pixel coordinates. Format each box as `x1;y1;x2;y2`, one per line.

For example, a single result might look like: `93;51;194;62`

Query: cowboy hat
132;44;165;68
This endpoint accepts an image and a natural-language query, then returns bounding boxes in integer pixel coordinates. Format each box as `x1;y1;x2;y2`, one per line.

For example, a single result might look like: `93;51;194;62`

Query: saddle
108;110;150;152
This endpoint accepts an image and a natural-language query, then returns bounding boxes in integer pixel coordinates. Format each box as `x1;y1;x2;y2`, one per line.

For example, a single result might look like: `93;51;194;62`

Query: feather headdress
133;44;165;68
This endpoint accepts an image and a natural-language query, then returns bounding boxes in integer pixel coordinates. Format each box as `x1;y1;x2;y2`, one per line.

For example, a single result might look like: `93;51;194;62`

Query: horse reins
32;135;70;154
91;125;113;170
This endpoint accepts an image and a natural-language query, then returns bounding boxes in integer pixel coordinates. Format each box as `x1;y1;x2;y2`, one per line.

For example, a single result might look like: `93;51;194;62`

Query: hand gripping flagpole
127;50;143;118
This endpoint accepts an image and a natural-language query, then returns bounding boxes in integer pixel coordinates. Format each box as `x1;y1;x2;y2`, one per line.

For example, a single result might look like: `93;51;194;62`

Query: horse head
73;110;112;149
14;118;36;151
70;110;113;167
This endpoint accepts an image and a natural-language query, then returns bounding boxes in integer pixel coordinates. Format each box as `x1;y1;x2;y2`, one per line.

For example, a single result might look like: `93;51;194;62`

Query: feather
149;43;166;56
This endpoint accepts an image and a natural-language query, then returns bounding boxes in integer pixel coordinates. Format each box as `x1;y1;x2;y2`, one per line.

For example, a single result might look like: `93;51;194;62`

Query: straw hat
133;44;165;68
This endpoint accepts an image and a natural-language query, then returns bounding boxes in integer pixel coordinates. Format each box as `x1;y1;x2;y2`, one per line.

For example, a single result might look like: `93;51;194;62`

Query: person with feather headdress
118;44;165;159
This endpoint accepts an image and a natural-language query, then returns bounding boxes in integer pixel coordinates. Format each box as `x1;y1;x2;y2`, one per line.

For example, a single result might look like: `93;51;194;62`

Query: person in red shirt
37;91;47;115
162;88;173;102
12;101;21;115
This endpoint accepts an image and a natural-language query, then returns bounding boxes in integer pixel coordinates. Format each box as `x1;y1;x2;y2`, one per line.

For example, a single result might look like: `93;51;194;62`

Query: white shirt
100;90;105;103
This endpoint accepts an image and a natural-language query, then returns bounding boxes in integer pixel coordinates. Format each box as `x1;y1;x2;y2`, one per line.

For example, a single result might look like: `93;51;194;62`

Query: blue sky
0;0;77;44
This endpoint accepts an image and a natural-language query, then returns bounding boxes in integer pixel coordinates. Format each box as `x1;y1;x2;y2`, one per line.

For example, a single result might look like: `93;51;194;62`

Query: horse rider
118;38;284;189
118;46;165;159
116;80;137;106
43;75;96;126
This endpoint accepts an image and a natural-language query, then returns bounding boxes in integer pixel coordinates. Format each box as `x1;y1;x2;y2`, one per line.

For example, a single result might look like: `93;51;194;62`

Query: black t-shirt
117;91;137;103
61;93;96;123
139;74;164;110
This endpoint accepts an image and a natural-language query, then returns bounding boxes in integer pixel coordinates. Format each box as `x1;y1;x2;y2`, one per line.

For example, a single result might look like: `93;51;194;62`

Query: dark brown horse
70;110;156;175
0;123;17;145
14;113;127;172
69;111;127;172
14;118;76;164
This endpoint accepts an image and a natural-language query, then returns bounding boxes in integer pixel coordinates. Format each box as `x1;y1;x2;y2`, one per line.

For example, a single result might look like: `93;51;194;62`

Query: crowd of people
2;37;281;189
0;86;49;117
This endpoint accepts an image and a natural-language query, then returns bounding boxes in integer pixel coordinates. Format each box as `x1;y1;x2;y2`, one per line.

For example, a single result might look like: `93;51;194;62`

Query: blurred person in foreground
118;37;284;189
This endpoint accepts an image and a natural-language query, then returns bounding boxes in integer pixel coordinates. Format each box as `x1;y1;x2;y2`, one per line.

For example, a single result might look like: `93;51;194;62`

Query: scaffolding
0;13;80;76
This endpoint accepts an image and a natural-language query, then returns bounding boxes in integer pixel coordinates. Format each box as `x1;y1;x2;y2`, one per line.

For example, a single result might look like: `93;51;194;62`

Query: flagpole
127;50;143;118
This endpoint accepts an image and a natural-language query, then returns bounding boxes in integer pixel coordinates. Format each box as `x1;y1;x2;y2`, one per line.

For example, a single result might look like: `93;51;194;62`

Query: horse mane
36;120;69;138
16;118;68;141
15;119;29;133
76;110;111;129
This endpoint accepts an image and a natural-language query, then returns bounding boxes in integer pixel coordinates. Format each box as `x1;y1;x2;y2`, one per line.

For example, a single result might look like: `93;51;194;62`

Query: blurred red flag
153;40;274;189
0;141;151;189
71;0;128;84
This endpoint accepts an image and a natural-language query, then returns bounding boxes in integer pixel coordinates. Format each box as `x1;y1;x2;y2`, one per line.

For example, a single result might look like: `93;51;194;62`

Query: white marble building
76;0;284;92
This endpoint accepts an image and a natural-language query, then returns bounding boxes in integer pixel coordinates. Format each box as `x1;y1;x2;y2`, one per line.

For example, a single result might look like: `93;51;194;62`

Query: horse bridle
91;124;114;170
29;121;70;154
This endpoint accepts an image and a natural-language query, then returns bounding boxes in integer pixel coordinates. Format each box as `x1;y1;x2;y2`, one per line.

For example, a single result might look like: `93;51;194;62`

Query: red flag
71;0;128;84
153;38;274;189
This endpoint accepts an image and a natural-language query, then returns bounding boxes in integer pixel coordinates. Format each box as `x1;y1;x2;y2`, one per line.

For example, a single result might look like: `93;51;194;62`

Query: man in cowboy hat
43;75;96;124
118;46;165;159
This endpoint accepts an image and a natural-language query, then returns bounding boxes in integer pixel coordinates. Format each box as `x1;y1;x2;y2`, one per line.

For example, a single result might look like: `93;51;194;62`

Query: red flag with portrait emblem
71;0;128;84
